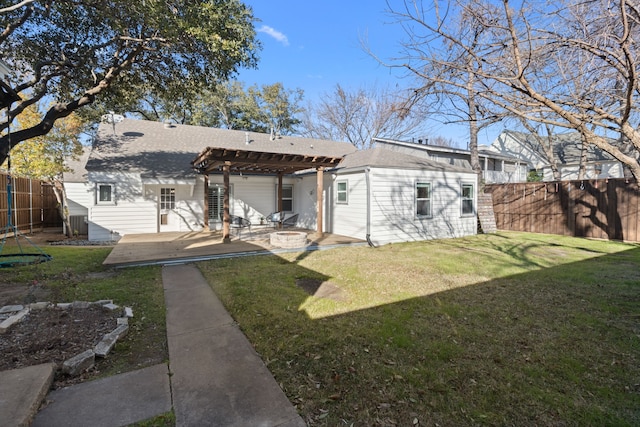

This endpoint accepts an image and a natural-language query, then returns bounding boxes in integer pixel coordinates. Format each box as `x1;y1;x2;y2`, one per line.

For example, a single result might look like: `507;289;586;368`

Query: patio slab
103;230;365;266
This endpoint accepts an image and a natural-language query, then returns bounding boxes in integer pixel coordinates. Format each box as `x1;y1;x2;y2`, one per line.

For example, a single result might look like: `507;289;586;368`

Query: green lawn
198;232;640;426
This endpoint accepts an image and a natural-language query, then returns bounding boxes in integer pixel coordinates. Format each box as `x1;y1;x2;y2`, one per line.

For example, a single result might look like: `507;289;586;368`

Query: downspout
365;167;376;247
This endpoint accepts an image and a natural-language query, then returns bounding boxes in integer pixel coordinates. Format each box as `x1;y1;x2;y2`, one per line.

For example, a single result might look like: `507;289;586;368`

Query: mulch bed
0;306;120;385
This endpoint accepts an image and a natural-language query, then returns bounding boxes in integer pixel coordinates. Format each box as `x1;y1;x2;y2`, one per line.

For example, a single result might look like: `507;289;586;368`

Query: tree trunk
52;180;73;238
467;71;481;176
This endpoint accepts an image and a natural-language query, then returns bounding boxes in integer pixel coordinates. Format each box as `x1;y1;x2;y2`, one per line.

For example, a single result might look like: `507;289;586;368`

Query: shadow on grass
198;235;640;427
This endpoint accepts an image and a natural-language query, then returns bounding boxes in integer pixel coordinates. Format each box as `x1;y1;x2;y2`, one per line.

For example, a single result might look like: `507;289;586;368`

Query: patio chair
229;215;251;238
282;213;299;228
265;211;284;228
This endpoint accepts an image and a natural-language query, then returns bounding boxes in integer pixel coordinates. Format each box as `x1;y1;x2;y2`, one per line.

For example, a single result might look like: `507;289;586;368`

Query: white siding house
62;148;92;235
71;119;479;244
324;148;478;245
77;119;355;241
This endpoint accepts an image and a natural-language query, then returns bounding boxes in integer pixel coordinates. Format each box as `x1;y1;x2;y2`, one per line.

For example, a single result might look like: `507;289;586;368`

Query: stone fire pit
270;231;308;249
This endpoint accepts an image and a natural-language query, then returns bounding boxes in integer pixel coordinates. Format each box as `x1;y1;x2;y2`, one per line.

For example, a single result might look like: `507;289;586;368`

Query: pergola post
316;166;324;236
203;174;210;231
277;172;283;229
222;162;231;243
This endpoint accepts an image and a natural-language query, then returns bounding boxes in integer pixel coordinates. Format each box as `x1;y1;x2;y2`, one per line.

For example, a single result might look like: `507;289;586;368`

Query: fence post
29;178;33;234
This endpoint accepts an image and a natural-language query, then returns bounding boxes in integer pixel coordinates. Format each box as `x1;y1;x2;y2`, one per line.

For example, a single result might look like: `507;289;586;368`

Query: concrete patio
103;229;365;267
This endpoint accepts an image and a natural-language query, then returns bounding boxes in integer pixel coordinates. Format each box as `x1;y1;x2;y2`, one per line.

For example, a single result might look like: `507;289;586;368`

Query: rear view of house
65;118;479;244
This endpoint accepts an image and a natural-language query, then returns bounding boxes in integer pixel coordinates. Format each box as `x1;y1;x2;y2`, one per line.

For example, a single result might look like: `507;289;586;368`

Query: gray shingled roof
87;119;357;178
375;137;522;162
63;147;90;182
335;147;474;174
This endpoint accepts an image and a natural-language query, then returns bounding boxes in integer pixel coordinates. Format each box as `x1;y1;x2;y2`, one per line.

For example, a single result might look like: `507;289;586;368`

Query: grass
198;232;640;426
0;244;168;378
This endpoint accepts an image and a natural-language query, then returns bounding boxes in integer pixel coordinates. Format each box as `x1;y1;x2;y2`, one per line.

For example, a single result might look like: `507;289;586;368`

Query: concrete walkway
163;264;304;427
26;263;305;427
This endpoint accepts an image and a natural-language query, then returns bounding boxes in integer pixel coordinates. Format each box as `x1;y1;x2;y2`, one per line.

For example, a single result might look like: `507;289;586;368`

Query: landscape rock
56;303;72;309
0;308;30;334
62;349;95;376
124;307;133;318
0;304;24;314
117;317;129;326
102;302;120;311
92;299;113;306
71;301;91;309
29;302;51;310
94;324;129;357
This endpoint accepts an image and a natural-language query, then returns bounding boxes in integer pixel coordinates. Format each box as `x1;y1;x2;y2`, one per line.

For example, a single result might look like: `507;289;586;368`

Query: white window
336;181;348;204
461;183;475;215
160;187;176;210
416;182;432;217
208;185;233;222
96;183;115;205
279;184;293;212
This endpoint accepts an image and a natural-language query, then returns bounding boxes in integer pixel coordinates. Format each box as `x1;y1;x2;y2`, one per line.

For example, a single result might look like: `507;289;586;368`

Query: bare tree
385;0;640;181
429;135;458;147
301;84;427;150
380;0;506;176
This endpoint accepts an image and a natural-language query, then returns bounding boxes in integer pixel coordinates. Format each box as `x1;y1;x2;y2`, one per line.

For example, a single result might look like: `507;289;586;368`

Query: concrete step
0;363;55;427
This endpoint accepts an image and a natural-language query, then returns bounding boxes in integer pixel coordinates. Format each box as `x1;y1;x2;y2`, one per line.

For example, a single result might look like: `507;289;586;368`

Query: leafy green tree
97;79;304;135
166;81;303;134
0;0;260;164
250;82;304;135
6;103;86;236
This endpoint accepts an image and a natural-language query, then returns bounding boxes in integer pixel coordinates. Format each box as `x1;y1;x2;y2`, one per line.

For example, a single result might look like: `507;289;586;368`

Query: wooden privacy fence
0;172;61;233
485;179;640;242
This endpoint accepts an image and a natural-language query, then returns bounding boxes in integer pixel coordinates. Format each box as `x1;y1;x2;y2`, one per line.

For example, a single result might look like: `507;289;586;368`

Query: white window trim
208;184;233;222
416;181;432;218
96;183;115;205
336;180;348;204
461;182;475;217
277;184;294;213
160;187;176;211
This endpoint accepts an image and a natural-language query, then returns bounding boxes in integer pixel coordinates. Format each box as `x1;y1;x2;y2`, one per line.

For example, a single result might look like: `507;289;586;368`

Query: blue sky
236;1;502;147
238;1;405;101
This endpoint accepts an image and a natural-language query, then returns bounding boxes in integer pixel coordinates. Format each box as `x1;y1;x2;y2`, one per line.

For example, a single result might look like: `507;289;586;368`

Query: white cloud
257;25;289;46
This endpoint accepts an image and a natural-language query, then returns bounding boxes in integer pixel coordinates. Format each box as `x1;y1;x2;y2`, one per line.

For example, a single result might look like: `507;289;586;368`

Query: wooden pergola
192;147;345;242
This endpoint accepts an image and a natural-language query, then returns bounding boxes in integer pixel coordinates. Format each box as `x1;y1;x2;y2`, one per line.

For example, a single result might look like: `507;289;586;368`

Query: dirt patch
0;305;121;388
0;282;51;306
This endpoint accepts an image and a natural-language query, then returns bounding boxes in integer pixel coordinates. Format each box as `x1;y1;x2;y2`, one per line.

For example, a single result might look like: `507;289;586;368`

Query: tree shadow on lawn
200;240;640;427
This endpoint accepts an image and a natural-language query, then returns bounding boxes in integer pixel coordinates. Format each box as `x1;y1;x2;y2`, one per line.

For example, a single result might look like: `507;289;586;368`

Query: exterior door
159;187;177;232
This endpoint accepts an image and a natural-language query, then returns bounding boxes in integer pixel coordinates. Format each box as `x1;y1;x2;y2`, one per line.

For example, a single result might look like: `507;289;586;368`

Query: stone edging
0;300;133;377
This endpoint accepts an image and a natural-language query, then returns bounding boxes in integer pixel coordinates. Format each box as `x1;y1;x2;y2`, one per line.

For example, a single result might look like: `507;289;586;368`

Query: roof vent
163;120;175;129
270;127;276;141
245;131;250;145
101;112;123;135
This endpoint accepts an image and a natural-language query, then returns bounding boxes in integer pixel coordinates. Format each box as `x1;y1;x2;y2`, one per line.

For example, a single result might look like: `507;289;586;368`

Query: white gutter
365;167;375;247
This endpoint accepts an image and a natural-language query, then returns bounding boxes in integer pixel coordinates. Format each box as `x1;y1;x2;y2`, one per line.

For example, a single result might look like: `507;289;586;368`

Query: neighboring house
490;130;627;181
68;118;479;244
373;137;528;183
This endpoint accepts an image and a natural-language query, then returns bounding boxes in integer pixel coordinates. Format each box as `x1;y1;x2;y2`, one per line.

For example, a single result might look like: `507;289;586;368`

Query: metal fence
485;178;640;242
0;172;62;233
